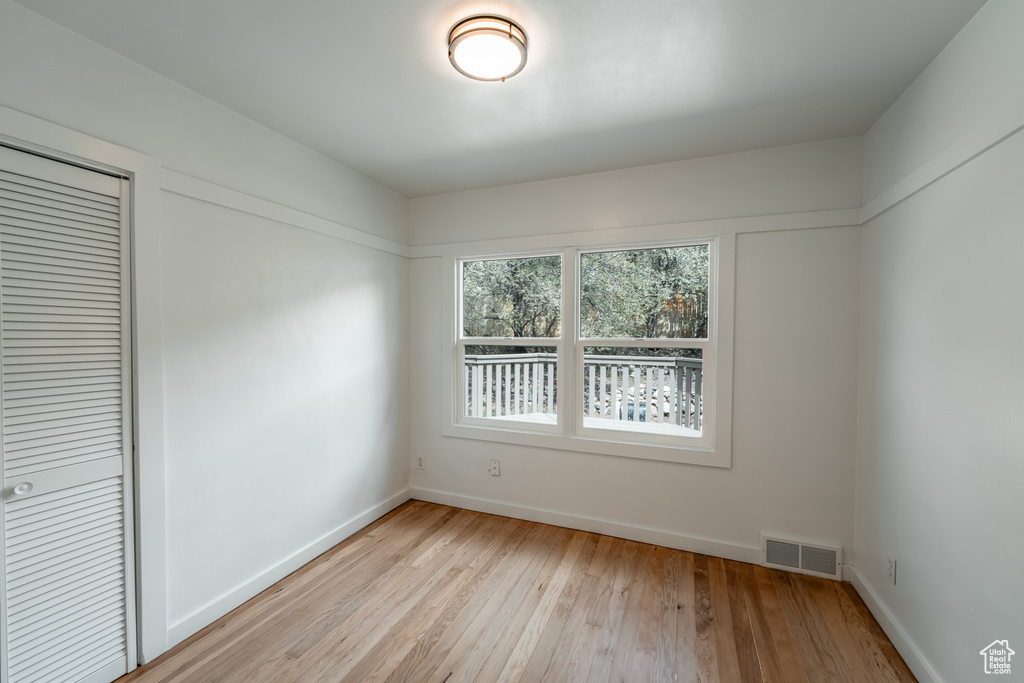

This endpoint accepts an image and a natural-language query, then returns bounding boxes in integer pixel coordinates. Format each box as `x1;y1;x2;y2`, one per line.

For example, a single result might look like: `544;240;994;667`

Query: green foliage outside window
462;256;561;339
461;244;708;347
580;245;708;339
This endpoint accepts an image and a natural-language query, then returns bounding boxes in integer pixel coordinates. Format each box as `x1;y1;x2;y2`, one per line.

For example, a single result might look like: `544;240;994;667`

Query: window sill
580;416;700;438
442;420;731;468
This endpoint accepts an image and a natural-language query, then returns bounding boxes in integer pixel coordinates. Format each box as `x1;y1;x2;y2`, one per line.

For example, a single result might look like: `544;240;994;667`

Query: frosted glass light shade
448;15;527;81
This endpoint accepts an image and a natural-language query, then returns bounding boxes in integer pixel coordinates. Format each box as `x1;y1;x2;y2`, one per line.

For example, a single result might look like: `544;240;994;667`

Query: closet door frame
0;153;136;682
0;105;168;666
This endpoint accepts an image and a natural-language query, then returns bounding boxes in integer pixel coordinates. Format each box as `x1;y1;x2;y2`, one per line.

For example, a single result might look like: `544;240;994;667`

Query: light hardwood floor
119;501;916;682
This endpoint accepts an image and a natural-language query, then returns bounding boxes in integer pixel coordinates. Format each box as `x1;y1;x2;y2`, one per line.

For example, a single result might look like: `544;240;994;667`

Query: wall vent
761;534;842;580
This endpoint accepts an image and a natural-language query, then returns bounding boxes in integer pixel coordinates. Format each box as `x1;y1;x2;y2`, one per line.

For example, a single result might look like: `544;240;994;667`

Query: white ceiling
13;0;986;198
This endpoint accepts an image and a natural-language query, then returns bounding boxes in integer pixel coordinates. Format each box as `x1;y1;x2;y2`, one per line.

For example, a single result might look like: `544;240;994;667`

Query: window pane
581;347;702;436
580;245;708;338
465;345;557;423
462;256;561;337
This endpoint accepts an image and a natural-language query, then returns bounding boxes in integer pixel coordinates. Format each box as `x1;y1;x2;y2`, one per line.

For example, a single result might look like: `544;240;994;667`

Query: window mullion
461;337;561;345
578;337;711;350
561;247;577;436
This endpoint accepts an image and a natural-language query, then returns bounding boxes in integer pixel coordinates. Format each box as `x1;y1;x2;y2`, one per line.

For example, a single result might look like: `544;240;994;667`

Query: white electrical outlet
489;459;500;476
416;457;424;470
887;555;897;585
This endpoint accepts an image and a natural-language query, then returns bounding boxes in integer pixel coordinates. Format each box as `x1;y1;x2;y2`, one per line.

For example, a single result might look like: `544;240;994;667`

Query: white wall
0;0;406;244
409;137;864;246
0;0;411;658
160;193;408;638
409;140;863;562
862;0;1024;206
411;137;862;246
856;1;1024;681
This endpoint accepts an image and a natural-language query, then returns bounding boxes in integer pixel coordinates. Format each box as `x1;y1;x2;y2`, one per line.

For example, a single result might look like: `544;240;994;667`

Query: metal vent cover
801;545;839;576
761;534;842;580
765;539;800;569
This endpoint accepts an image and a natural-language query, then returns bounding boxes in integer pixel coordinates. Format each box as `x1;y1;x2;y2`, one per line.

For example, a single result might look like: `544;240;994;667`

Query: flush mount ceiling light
448;15;528;82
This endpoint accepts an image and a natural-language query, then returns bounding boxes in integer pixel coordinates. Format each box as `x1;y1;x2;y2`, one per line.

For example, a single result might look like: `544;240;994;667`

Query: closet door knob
12;482;33;496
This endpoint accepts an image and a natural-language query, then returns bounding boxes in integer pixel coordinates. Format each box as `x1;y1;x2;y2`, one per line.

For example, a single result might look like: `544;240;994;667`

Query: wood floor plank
377;516;531;683
231;509;472;682
583;539;643;682
241;509;484;682
804;576;904;683
557;536;628;683
418;521;564;682
340;513;515;682
723;560;763;683
533;534;616;683
772;571;856;683
673;551;700;683
753;566;809;683
118;503;917;683
284;508;475;656
495;530;597;682
837;583;918;683
457;526;577;683
511;532;601;682
696;554;726;682
357;515;517;682
607;543;657;682
735;562;786;683
653;548;679;682
628;545;667;682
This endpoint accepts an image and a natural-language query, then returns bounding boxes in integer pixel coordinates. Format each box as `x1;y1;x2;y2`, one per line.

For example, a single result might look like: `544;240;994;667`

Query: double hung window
576;244;711;448
446;236;733;466
459;254;564;432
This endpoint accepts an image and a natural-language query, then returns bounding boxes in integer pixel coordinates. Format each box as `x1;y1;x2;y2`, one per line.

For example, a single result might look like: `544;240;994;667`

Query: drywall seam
410;487;761;564
165;488;412;648
849;567;943;683
161;169;411;258
407;209;860;258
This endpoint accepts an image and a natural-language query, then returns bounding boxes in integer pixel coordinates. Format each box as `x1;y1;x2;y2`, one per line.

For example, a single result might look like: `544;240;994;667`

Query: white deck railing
465;352;557;419
583;355;702;430
464;352;702;430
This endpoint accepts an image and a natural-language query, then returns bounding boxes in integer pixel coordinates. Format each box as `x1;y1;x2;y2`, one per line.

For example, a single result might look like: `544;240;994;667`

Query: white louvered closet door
0;146;135;683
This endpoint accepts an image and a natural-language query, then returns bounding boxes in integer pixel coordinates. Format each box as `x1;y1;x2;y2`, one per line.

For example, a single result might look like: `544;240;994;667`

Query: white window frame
456;252;567;436
575;242;715;451
441;234;734;468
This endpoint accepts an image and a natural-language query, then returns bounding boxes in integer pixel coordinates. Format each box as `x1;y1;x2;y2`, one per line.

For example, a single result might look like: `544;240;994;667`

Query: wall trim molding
410;487;760;564
861;109;1024;224
848;567;943;683
165;488;412;649
408;105;1024;257
407;208;861;259
160;102;1024;262
0;105;155;174
161;169;410;258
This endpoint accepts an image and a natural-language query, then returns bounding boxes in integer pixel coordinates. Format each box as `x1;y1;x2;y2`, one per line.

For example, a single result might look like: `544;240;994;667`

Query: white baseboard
848;567;943;683
409;487;760;564
166;488;412;648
